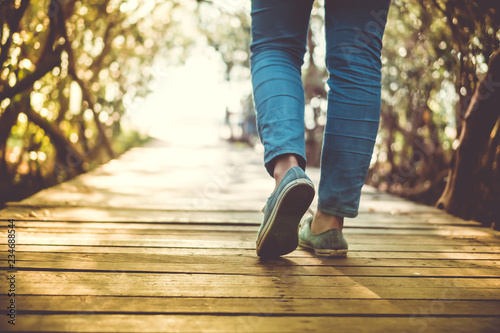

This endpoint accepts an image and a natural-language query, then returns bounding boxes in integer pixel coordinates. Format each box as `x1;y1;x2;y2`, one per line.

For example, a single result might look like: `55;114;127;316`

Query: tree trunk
26;108;88;174
55;5;116;161
437;48;500;227
0;102;25;181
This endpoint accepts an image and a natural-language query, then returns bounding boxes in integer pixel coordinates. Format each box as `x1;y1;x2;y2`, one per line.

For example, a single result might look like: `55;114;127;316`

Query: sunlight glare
127;46;229;147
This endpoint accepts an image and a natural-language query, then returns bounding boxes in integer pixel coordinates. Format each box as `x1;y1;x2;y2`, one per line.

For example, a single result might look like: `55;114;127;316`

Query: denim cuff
317;206;358;219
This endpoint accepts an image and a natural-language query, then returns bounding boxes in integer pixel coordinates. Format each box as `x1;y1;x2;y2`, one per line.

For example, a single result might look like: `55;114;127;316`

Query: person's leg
251;0;316;257
313;0;391;233
250;0;314;183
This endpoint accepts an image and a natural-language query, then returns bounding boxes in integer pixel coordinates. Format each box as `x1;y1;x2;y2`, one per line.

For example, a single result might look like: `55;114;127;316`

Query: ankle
273;154;299;188
311;210;344;234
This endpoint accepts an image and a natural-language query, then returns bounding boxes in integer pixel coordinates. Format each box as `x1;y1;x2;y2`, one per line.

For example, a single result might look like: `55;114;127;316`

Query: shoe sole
256;179;315;258
298;240;348;258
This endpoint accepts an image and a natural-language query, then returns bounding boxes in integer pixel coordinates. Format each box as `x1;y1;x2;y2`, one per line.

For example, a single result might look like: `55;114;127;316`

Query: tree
367;0;500;215
428;0;500;227
437;48;500;226
0;0;194;204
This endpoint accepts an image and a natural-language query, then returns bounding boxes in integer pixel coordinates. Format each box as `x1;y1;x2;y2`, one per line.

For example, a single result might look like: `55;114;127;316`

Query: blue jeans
250;0;390;218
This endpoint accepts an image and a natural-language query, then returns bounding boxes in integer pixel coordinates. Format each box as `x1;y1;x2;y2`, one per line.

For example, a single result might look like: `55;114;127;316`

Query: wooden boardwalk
1;139;499;332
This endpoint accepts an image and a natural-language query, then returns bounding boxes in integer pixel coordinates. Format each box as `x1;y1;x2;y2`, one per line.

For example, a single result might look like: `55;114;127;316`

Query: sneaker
256;167;315;257
298;216;348;257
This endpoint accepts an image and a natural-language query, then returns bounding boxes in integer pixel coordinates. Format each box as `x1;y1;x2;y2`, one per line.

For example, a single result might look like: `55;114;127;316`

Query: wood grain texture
1;140;499;332
3;315;500;333
7;296;500;316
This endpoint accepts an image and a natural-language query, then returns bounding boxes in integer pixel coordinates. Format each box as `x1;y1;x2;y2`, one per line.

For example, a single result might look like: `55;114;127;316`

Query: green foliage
0;0;195;203
371;0;500;203
197;0;251;81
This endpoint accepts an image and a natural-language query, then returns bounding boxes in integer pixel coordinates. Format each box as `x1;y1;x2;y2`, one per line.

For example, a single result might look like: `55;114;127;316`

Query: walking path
1;138;499;332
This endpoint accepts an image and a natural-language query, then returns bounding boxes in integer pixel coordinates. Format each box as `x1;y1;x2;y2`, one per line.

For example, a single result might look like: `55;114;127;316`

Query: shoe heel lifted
257;168;315;258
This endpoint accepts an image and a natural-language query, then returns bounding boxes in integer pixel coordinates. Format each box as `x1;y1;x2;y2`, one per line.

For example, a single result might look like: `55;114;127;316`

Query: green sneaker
256;167;315;258
298;216;348;257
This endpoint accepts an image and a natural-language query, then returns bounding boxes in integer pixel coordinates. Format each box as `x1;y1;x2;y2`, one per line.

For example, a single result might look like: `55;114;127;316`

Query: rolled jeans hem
264;148;306;177
317;206;358;219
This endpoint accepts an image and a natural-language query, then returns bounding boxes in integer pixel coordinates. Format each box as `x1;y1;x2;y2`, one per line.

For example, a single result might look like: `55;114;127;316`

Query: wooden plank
4;253;499;277
2;225;497;240
1;272;499;298
3;234;497;248
8;261;499;277
2;286;499;300
2;236;498;252
0;219;487;230
0;206;481;226
4;245;500;259
0;203;481;226
1;222;490;235
0;207;263;225
6;193;444;212
4;315;500;333
4;230;498;246
2;222;262;231
7;252;500;268
8;296;500;316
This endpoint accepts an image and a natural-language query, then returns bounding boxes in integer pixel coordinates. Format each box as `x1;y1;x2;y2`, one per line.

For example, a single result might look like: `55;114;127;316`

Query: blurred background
0;0;499;227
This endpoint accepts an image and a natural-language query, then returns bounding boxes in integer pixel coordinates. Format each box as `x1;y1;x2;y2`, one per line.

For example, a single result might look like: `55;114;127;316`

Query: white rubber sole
299;240;348;258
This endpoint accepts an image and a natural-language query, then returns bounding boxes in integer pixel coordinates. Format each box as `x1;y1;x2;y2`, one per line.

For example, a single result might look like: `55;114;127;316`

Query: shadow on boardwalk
1;138;499;332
